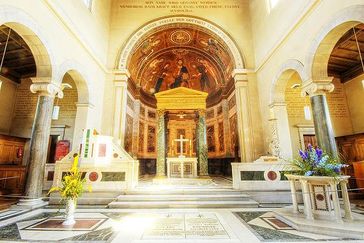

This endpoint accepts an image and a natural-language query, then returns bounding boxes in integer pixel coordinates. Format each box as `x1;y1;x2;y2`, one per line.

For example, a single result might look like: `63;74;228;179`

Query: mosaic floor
0;207;362;242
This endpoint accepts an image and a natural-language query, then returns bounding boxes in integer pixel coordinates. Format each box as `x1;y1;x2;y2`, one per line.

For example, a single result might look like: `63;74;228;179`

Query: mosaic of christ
128;26;234;95
140;51;222;94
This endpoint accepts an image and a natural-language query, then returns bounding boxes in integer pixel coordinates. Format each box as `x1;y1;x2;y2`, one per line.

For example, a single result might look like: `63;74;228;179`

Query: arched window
82;0;93;11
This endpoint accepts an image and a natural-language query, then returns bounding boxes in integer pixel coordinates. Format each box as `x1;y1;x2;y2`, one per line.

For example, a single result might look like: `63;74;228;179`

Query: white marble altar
167;157;198;178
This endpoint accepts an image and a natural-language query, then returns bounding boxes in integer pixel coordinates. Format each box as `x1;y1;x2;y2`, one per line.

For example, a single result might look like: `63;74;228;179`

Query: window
266;0;279;13
82;0;93;11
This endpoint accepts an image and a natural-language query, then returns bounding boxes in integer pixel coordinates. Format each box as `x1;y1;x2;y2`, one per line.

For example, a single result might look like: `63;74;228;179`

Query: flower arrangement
48;155;91;200
289;144;348;177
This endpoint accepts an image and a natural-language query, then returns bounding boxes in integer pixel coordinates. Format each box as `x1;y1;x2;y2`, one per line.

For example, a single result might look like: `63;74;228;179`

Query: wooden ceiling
328;24;364;83
0;25;36;83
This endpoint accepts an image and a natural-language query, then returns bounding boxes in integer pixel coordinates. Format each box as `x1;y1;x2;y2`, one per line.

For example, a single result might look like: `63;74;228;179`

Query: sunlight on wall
82;0;93;10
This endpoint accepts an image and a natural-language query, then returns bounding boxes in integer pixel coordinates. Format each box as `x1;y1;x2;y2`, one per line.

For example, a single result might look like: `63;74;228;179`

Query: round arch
117;15;245;71
270;59;309;104
306;5;364;80
0;5;54;78
55;60;90;104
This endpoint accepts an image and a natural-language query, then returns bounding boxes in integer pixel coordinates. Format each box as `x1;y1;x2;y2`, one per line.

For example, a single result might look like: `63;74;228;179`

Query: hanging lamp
0;28;11;90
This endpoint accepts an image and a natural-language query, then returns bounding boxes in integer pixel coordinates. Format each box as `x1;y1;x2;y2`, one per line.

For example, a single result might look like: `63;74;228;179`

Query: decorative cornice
30;78;63;98
301;78;335;97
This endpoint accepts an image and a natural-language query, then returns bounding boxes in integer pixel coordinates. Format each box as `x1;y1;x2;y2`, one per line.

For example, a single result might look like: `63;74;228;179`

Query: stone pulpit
154;87;208;178
51;129;139;204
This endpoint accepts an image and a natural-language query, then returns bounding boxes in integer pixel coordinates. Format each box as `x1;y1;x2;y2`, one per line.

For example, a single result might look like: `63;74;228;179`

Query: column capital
76;102;95;109
30;77;63;98
197;109;206;117
156;109;166;116
113;70;130;86
301;78;335;97
268;102;286;108
232;69;248;86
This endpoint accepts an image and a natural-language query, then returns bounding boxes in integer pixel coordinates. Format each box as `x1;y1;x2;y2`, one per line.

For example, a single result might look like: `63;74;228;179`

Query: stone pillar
233;71;254;162
301;79;337;156
113;71;129;147
73;103;94;148
156;109;166;176
268;102;293;159
221;99;232;156
197;110;208;176
132;100;141;157
20;78;63;207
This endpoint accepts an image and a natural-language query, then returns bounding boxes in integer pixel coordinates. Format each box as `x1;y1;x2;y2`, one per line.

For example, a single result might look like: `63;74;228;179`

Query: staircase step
123;189;246;195
108;199;259;209
116;194;250;201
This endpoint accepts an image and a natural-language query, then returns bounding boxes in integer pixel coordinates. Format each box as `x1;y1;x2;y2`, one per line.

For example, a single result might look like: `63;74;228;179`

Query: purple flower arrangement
290;144;348;177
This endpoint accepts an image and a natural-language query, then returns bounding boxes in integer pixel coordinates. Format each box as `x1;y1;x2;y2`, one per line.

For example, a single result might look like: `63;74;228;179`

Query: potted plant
48;155;91;225
284;145;353;221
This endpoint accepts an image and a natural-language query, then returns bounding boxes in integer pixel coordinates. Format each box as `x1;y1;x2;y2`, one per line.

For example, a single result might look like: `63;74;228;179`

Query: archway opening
122;20;241;177
0;23;51;206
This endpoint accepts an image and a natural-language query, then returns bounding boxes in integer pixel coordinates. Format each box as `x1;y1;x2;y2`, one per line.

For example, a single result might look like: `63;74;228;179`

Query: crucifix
174;135;189;158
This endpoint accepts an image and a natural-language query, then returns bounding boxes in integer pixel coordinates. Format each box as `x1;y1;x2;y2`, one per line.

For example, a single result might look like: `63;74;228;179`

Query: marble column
197;110;208;176
21;78;63;207
113;71;129;147
268;102;293;159
233;71;254;162
221;99;232;156
301;79;337;156
156;109;166;176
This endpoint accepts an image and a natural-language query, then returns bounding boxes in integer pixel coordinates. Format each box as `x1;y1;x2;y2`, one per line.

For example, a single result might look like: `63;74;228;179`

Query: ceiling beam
330;55;359;63
0;28;32;53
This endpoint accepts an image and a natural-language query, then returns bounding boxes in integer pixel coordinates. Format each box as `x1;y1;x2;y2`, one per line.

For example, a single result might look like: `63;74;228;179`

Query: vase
63;198;76;226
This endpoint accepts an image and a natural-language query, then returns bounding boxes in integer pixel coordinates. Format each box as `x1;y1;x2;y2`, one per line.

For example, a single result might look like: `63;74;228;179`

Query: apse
127;24;235;106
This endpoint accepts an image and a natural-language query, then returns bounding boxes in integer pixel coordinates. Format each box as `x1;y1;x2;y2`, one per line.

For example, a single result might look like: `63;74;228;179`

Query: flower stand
285;174;353;223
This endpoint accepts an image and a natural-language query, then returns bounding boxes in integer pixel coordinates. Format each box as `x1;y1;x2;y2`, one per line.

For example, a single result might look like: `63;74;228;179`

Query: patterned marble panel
124;114;133;152
228;94;236;110
101;172;125;181
138;122;145;153
229;114;238;156
218;122;224;152
148;111;156;119
207;125;215;152
127;95;134;111
147;125;156;153
140;106;146;117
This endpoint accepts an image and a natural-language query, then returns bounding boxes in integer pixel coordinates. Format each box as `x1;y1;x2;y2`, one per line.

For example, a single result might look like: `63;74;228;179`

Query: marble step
108;199;259;208
116;194;250;201
123;189;245;195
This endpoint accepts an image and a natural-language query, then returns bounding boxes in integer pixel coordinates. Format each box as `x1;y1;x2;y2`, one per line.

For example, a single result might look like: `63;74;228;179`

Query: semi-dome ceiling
127;24;235;98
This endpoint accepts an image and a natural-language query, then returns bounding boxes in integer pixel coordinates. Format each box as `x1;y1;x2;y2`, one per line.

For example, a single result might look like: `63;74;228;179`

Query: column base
12;198;48;210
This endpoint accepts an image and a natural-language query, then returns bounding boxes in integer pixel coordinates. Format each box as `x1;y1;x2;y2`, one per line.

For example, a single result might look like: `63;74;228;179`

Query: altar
167;157;198;178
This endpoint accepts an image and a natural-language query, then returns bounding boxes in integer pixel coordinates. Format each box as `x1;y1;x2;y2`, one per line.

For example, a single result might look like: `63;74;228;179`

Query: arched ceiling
128;24;235;98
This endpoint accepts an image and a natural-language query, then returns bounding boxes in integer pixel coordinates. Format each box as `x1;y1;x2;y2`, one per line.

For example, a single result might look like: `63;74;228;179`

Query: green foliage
48;155;91;200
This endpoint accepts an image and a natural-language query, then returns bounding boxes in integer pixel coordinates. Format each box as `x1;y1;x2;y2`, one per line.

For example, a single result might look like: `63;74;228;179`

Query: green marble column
311;94;338;156
197;110;208;176
156;109;166;176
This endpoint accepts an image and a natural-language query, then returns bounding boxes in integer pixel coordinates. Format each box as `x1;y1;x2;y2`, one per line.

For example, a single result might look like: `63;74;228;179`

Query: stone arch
55;60;90;104
0;5;54;78
269;59;309;159
56;60;93;147
271;59;308;104
306;5;364;80
117;15;245;71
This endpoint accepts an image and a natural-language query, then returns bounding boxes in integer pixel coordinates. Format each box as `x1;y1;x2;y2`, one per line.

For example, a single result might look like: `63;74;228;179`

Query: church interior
0;0;364;242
